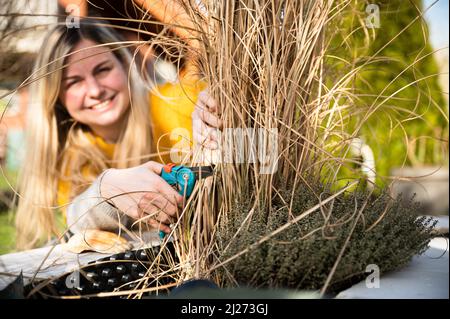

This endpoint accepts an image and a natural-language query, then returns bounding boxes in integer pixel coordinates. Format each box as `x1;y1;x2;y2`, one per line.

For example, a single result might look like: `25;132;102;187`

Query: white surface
336;237;449;299
433;215;449;233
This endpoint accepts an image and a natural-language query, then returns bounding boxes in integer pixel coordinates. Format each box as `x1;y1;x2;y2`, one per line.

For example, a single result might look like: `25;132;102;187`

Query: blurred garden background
0;0;448;254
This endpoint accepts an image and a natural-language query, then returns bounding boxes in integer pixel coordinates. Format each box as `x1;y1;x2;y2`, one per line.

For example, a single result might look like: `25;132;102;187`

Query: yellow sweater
57;79;206;209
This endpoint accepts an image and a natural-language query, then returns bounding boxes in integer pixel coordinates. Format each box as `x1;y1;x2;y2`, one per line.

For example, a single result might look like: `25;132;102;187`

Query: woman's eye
97;67;112;74
65;79;80;88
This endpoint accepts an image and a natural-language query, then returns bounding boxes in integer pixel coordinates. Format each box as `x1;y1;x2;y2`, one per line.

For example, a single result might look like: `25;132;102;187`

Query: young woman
15;20;222;250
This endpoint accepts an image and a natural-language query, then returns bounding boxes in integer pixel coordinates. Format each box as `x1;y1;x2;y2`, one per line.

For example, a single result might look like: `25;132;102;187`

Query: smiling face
59;39;130;142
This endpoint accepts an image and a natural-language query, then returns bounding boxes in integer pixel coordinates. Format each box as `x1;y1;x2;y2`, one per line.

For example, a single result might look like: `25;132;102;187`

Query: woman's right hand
99;161;184;234
192;89;223;150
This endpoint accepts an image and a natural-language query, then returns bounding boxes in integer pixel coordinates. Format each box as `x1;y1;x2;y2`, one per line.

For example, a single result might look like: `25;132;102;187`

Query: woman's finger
193;127;219;150
155;211;174;225
138;201;174;226
193;116;219;141
198;90;219;113
144;192;180;218
196;107;223;129
154;178;185;205
144;161;164;175
147;218;171;234
137;199;158;218
140;164;184;205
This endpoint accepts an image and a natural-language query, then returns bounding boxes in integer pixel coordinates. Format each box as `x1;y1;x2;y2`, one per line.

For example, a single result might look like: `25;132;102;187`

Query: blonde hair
16;21;152;249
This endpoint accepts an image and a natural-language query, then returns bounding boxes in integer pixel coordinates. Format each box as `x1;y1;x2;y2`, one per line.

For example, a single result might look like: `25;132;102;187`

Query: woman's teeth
90;98;112;110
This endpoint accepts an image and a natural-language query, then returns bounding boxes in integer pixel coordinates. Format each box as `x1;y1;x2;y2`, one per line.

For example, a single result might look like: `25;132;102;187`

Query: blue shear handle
159;166;196;239
160;165;196;197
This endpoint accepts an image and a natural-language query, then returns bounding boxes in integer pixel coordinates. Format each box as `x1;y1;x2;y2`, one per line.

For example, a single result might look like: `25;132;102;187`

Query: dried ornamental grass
175;0;438;294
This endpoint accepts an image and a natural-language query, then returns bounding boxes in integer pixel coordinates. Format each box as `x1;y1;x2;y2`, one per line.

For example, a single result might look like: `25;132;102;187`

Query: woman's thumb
143;161;164;174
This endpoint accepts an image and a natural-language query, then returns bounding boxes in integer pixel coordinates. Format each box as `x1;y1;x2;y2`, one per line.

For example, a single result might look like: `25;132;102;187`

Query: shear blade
188;166;214;179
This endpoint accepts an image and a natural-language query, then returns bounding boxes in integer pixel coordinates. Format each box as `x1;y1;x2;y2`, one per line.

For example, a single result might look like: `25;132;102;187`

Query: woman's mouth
87;95;115;111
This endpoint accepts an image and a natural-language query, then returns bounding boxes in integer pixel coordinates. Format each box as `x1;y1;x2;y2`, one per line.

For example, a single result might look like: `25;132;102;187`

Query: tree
327;0;448;184
356;0;448;179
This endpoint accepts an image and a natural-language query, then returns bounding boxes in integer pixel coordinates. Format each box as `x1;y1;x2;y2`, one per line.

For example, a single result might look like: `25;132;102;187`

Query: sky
423;0;449;49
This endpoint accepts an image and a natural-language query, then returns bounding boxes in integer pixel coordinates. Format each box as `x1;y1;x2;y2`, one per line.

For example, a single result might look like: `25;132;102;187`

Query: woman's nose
85;76;105;99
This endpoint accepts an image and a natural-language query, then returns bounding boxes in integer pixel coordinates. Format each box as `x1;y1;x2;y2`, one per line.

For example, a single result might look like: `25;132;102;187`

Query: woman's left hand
192;90;223;150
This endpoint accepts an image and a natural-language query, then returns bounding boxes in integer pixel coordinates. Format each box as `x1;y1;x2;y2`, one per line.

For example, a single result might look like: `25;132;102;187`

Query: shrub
215;179;436;293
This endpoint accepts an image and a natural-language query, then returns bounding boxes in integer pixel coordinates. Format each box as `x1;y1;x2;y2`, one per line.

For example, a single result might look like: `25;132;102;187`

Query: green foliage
215;179;436;293
324;0;448;184
0;169;17;191
0;169;17;254
359;1;447;169
0;212;15;254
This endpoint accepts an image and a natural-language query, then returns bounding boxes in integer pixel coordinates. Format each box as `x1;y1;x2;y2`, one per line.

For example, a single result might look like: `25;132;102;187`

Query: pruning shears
158;164;214;239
